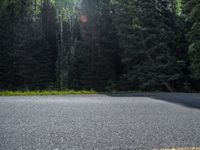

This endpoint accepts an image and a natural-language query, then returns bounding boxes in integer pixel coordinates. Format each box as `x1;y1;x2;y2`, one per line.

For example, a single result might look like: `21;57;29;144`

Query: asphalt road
0;93;200;150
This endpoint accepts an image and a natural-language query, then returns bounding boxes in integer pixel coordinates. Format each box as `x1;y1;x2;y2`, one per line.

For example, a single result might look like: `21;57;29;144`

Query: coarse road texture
0;93;200;150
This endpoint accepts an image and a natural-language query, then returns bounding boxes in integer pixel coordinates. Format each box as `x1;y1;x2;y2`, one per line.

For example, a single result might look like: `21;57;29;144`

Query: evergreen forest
0;0;200;92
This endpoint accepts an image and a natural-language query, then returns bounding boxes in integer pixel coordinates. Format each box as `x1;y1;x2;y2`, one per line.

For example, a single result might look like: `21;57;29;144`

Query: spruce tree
117;0;184;91
184;0;200;80
68;0;121;90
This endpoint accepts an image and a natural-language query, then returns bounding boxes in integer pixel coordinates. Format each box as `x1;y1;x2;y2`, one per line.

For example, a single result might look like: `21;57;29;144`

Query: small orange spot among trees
80;15;88;23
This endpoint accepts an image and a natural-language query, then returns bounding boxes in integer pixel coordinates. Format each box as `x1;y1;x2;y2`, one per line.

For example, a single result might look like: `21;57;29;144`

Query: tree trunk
164;82;175;92
59;10;64;90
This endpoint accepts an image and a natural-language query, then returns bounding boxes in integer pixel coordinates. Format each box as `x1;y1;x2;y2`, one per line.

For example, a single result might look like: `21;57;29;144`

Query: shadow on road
105;92;200;110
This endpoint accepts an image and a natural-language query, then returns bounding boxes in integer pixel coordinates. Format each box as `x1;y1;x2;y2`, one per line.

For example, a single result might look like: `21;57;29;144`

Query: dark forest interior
0;0;199;92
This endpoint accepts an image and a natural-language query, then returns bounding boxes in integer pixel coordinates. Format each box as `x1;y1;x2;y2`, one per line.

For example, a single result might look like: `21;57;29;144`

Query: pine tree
41;0;58;88
183;0;200;80
0;0;196;92
117;0;184;91
68;0;121;90
0;0;58;90
0;0;12;90
0;0;34;90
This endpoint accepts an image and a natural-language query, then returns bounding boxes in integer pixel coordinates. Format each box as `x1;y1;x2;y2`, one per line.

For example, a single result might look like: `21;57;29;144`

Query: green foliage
183;0;200;80
176;0;183;15
115;0;185;91
67;0;122;91
0;0;58;90
0;0;199;92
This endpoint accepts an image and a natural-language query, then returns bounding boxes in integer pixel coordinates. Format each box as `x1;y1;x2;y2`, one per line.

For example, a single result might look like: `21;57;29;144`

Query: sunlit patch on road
156;147;200;150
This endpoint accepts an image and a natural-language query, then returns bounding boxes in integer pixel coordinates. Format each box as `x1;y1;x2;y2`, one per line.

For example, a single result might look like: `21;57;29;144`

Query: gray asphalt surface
0;93;200;150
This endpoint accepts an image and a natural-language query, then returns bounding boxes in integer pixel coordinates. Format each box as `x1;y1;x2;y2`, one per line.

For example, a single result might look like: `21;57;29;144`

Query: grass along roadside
0;90;96;96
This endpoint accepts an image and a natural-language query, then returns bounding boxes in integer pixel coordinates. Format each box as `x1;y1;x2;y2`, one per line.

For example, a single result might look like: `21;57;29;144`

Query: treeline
0;0;199;92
